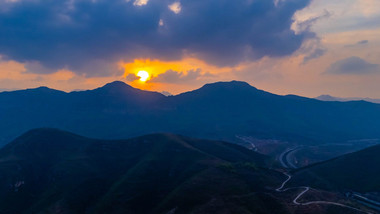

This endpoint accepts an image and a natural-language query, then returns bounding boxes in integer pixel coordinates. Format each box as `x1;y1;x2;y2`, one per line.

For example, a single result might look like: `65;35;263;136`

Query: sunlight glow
137;70;150;82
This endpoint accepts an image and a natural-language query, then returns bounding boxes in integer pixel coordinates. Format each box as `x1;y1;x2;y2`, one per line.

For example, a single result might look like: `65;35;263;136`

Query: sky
0;0;379;98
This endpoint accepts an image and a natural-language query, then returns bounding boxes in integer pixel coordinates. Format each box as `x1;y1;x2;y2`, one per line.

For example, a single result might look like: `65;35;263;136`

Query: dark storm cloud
0;0;312;75
326;56;379;75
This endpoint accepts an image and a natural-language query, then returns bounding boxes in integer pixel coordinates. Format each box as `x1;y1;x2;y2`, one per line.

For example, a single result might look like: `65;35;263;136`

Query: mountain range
1;81;380;148
316;95;380;104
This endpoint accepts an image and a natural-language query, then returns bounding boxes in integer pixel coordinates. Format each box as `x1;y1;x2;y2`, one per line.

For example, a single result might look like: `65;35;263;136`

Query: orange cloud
119;58;230;93
121;58;226;77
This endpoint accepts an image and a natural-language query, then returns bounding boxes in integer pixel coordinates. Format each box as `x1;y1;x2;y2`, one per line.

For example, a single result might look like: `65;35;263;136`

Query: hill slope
291;144;380;192
0;129;291;214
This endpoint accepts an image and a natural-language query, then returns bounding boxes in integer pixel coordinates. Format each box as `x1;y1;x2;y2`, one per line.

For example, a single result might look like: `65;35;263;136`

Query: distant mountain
0;129;290;214
316;95;380;104
291;143;380;192
1;80;380;147
316;95;348;102
161;91;173;96
0;88;20;92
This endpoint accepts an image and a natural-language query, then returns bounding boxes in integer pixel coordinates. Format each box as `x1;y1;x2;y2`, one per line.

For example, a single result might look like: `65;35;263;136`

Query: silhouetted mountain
0;81;380;147
160;91;173;96
0;129;292;214
316;94;380;104
91;81;164;101
164;81;380;143
73;81;165;108
292;143;380;192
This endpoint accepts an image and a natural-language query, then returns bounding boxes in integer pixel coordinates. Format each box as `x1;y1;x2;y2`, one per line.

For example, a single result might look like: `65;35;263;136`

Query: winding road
275;172;374;214
275;172;291;192
278;147;300;169
276;146;376;213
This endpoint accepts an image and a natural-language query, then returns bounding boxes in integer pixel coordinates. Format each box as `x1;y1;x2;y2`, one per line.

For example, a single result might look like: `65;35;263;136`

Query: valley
0;128;378;213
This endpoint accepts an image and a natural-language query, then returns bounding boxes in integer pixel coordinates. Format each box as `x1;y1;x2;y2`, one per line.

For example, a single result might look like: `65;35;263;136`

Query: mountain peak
4;128;88;153
175;80;267;99
204;80;254;87
24;86;66;94
315;94;338;101
94;81;137;94
101;81;132;90
200;80;258;91
92;81;165;102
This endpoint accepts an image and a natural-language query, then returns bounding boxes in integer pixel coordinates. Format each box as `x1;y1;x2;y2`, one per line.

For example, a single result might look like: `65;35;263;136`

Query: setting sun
137;70;150;82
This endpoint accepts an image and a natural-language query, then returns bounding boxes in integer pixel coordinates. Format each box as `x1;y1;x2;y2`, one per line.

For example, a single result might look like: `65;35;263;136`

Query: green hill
291;144;380;192
0;129;289;214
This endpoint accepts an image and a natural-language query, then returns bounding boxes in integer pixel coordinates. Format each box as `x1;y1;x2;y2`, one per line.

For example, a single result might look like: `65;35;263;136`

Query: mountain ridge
0;80;380;148
316;94;380;104
3;81;380;106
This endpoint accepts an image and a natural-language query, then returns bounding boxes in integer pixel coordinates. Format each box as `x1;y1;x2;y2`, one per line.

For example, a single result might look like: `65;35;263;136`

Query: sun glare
137;70;150;82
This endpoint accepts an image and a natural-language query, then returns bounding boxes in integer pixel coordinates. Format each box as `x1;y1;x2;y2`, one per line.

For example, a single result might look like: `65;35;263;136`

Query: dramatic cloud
293;10;331;63
148;69;212;83
326;56;379;75
294;9;331;33
0;0;312;76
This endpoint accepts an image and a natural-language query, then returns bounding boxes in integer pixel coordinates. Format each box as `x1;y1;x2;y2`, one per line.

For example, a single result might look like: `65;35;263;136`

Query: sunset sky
0;0;379;98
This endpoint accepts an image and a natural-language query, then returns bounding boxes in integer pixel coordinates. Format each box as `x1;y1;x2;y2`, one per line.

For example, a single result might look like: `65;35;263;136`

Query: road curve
278;147;300;169
276;172;291;192
293;187;310;205
275;172;373;214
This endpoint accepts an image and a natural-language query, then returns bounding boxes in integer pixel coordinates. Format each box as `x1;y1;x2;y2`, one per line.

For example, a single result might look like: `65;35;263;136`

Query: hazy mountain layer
316;95;380;104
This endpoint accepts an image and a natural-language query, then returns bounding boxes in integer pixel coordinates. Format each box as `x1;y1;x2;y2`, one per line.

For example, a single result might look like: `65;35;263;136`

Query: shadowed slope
291;144;380;192
0;129;289;214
